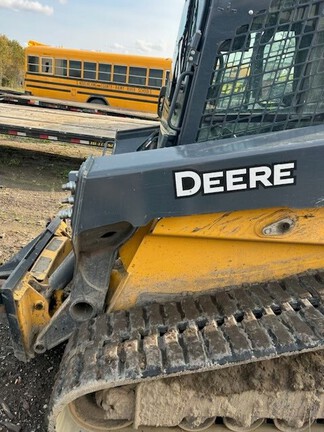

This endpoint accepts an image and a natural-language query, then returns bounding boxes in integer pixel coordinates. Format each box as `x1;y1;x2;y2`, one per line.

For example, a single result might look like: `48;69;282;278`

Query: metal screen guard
198;0;324;142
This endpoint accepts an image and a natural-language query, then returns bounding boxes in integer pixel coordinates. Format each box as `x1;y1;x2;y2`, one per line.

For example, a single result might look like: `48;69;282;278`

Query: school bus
25;41;171;113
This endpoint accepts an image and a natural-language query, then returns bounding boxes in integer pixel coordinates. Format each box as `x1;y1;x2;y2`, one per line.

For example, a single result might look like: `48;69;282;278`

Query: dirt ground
0;135;102;432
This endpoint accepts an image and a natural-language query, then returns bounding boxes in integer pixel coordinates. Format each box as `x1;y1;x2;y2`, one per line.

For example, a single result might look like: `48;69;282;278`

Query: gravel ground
0;316;65;432
0;135;102;432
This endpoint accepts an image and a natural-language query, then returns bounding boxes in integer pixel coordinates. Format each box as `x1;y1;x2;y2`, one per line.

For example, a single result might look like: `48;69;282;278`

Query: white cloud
57;0;66;3
0;0;53;15
135;39;168;55
106;42;129;54
112;42;126;51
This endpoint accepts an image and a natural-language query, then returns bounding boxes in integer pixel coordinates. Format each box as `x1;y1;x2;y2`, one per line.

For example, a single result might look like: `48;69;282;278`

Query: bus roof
26;41;172;67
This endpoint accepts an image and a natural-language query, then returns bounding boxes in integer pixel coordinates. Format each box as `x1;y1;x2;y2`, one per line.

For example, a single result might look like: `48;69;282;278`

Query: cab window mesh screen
198;0;324;142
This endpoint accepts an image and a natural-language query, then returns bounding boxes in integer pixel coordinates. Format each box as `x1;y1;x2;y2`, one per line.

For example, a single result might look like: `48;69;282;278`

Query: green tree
0;35;10;87
0;35;24;88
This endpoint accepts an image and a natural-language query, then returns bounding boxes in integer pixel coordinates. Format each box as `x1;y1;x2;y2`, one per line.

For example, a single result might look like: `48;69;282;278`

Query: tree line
0;35;24;89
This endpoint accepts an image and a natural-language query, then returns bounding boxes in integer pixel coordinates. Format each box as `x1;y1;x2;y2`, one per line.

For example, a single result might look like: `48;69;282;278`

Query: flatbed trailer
0;91;159;121
0;102;156;147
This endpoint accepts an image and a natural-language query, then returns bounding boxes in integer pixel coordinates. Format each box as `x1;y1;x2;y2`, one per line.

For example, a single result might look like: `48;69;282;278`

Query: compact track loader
3;0;324;430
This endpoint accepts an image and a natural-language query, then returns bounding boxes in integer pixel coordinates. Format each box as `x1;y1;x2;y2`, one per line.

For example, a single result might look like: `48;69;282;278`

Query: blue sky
0;0;184;57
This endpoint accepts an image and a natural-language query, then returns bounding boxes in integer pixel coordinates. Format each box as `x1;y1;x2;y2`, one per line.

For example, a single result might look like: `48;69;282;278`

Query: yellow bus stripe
25;83;159;104
25;74;161;92
25;80;159;99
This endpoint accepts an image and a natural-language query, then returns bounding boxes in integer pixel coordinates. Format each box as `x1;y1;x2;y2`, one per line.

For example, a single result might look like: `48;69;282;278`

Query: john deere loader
2;0;324;430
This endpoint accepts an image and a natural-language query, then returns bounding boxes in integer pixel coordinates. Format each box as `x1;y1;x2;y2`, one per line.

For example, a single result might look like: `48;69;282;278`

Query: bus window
129;67;147;85
149;69;163;87
113;65;127;83
42;57;53;74
84;62;96;80
165;70;170;85
55;59;67;77
69;60;81;78
27;56;39;73
98;63;111;81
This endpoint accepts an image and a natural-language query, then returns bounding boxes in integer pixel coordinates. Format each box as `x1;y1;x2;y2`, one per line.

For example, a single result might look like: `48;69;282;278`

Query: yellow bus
25;41;171;114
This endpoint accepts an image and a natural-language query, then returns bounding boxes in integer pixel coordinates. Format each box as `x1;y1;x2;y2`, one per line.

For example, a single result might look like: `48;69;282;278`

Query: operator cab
158;0;324;148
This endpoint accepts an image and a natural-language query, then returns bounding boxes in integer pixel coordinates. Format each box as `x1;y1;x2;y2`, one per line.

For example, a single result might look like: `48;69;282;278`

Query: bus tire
89;98;107;105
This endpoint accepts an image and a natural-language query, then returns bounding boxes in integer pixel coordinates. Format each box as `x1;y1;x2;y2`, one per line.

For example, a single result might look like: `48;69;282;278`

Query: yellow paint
15;281;50;352
30;234;72;282
109;207;324;311
13;221;72;356
24;42;171;114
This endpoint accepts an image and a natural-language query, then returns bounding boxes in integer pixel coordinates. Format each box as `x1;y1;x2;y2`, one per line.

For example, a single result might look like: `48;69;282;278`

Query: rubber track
51;269;324;413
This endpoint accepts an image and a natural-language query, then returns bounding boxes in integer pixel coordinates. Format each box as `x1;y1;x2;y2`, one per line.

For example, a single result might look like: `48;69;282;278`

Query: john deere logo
174;162;296;198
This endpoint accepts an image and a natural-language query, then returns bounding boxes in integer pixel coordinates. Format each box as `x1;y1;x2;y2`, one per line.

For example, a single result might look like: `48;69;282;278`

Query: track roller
273;419;314;432
68;388;135;431
179;417;217;431
223;418;265;431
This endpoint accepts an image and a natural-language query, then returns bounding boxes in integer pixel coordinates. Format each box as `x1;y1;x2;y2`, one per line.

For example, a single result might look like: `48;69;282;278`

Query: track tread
242;313;275;357
202;319;232;364
50;269;324;420
163;302;183;328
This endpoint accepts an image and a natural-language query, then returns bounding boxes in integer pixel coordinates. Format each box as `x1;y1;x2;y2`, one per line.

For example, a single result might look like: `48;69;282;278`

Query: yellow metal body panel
14;281;50;352
30;225;72;283
110;207;324;311
13;221;72;355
